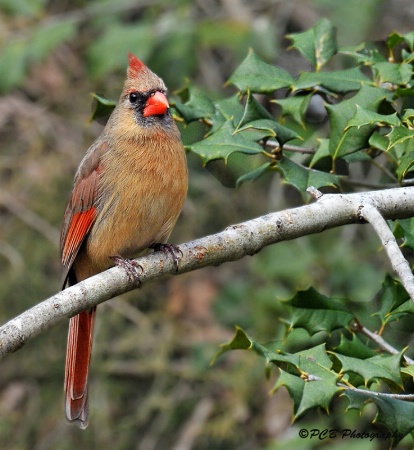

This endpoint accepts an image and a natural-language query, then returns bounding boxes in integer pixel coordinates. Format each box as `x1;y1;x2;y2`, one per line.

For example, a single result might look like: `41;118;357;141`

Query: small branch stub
307;186;324;199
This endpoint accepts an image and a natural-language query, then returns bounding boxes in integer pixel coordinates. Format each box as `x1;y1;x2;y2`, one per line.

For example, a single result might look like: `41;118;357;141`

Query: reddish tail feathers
65;308;96;429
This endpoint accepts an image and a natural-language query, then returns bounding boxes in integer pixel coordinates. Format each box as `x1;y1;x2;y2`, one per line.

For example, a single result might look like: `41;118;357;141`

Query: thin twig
359;203;414;303
402;178;414;186
337;383;414;400
350;318;414;365
264;139;316;154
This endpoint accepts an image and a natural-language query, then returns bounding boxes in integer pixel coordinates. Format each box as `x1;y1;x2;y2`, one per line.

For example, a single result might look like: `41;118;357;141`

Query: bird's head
120;53;172;128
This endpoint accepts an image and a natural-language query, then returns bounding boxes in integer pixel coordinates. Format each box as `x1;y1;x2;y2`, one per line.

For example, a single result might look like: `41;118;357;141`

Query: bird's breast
85;136;188;271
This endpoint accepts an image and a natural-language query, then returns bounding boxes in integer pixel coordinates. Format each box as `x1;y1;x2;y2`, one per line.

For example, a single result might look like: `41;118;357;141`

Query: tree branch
1;187;414;359
337;384;414;400
360;203;414;301
350;318;414;365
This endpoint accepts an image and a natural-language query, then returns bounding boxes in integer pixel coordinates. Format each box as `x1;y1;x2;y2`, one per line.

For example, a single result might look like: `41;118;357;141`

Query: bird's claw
151;243;183;271
110;255;143;284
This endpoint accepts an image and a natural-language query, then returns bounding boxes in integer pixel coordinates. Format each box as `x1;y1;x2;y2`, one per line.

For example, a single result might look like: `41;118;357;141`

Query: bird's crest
127;53;147;78
123;52;166;96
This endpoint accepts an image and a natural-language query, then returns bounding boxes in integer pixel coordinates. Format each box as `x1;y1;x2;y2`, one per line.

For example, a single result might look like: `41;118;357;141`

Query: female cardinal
60;53;188;428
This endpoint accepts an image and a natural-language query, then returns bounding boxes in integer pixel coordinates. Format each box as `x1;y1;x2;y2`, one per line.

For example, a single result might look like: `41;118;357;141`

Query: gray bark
1;186;414;358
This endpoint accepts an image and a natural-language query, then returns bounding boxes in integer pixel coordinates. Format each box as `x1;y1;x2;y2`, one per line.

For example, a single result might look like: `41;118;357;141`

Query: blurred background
1;1;414;449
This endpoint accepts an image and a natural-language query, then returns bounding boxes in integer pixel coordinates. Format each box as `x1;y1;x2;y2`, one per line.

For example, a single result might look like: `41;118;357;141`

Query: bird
60;53;188;428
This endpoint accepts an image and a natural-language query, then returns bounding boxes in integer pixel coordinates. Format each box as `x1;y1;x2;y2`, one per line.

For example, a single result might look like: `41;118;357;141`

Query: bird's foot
110;256;143;284
151;243;183;271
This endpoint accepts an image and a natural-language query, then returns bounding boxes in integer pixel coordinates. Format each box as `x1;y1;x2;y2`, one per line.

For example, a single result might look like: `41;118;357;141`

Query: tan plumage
60;54;188;428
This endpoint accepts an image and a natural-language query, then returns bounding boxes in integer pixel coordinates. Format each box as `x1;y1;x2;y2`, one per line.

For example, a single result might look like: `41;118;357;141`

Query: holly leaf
187;120;265;164
388;32;406;51
287;18;337;71
386;125;414;151
272;370;305;414
227;49;295;93
237;119;299;146
213;326;295;366
332;351;404;388
374;275;411;326
345;107;400;131
335;334;378;359
294;346;341;417
89;93;116;124
344;389;414;445
216;329;341;418
310;139;330;166
340;42;388;65
277;156;341;192
388;31;414;52
293;68;372;94
387;299;414;319
326;85;392;159
210;94;245;133
273;344;341;417
402;108;414;127
393;218;414;251
213;326;252;358
401;365;414;379
368;130;389;152
236;90;273;128
173;84;215;123
403;31;414;51
371;61;413;86
285;287;354;335
396;152;414;181
273;94;313;127
236;162;274;187
376;271;414;320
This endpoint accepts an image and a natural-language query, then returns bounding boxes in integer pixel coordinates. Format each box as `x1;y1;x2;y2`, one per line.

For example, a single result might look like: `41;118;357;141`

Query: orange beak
143;91;170;117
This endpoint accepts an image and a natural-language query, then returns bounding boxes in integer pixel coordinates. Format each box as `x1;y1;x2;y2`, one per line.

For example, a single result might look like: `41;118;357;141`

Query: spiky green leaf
277;156;341;192
285;288;354;335
287;19;337;71
227;49;295;93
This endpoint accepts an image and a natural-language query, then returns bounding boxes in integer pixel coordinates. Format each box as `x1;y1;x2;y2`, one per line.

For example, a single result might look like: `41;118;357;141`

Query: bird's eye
129;92;138;104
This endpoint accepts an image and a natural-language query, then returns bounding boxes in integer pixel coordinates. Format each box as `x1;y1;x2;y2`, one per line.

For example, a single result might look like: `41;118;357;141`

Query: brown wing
61;140;107;428
60;141;106;285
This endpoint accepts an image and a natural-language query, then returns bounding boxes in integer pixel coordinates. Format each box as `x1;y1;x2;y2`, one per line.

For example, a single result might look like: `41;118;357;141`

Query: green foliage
0;18;77;92
227;49;295;93
73;18;414;445
172;24;414;193
89;93;117;123
285;288;354;335
3;2;414;448
215;279;414;445
287;19;337;71
0;0;280;93
161;21;414;445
